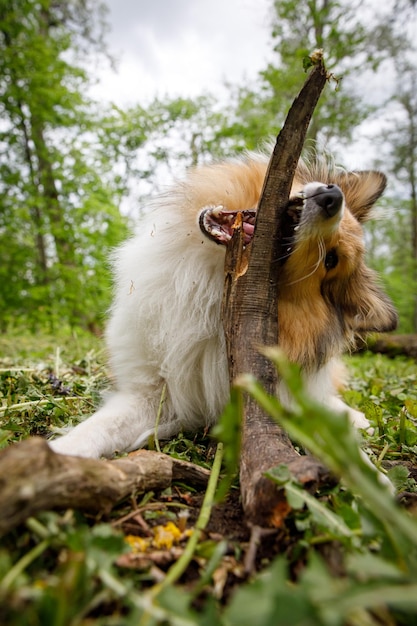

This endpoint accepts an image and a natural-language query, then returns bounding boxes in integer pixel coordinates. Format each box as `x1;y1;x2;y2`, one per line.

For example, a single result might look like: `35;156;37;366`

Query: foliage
364;196;417;333
1;332;417;624
224;349;417;626
98;0;417;331
344;352;417;466
381;66;417;330
220;0;388;154
104;95;238;203
0;0;130;331
0;328;107;446
364;2;417;329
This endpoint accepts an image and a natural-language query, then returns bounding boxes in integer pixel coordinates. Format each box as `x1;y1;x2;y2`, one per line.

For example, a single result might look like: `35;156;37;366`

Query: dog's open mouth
199;206;257;245
199;196;304;250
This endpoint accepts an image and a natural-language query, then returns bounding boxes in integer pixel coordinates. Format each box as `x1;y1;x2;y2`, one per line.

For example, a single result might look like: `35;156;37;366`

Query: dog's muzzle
307;184;344;218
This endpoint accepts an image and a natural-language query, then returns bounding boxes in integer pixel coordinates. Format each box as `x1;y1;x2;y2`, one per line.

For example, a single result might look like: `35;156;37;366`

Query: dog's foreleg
48;392;178;459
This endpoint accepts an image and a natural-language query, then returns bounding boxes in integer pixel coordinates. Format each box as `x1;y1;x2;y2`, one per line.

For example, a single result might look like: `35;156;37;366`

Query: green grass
344;353;417;474
0;330;417;625
0;329;107;446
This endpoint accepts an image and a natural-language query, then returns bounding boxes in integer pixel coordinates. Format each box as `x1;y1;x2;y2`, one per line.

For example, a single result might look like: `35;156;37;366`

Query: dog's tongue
242;221;255;242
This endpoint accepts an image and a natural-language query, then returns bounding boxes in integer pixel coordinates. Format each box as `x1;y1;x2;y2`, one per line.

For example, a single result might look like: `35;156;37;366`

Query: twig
158;441;224;589
137;443;224;625
243;525;278;575
0;396;84;415
112;501;190;527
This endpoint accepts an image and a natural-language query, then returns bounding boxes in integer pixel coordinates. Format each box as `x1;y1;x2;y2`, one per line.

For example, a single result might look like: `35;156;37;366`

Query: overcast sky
92;0;272;105
89;0;407;174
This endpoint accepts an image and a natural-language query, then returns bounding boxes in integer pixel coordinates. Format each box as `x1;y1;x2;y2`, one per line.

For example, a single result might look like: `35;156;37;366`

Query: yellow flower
152;522;182;550
125;534;150;553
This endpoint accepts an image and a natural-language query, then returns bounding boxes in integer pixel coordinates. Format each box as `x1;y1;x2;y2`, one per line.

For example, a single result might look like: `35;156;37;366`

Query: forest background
1;0;416;336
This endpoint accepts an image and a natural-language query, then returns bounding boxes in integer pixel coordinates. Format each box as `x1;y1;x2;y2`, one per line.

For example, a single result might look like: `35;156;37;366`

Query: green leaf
346;552;407;581
225;558;318;626
303;55;315;71
387;464;411;491
266;464;292;486
267;469;354;538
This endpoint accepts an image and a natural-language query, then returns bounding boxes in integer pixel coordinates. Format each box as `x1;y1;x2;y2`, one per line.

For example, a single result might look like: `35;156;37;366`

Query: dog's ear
337;171;387;222
344;266;398;333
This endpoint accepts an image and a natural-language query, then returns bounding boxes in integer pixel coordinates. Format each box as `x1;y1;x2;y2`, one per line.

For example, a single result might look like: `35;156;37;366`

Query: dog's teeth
294;225;300;231
211;205;225;217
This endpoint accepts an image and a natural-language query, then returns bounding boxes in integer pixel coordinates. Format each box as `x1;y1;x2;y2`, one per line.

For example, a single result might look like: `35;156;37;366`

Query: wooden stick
222;53;333;525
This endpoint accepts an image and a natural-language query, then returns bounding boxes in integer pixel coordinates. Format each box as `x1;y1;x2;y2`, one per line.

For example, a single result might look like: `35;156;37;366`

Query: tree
379;66;417;332
0;0;128;331
2;0;415;334
223;0;389;154
114;95;241;200
362;0;417;331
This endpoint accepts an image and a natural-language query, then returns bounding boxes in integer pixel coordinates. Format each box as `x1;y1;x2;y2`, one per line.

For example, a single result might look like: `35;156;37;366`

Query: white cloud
91;0;272;105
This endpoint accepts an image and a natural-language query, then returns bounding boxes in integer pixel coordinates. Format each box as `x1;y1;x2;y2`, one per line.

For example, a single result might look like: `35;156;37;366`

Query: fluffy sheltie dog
50;151;398;459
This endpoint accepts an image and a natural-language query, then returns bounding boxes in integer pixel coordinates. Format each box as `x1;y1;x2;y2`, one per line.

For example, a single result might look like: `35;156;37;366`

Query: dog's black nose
315;184;343;217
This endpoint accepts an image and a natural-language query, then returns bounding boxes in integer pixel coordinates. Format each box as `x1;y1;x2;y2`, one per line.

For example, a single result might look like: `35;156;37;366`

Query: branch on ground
364;334;417;359
0;437;210;537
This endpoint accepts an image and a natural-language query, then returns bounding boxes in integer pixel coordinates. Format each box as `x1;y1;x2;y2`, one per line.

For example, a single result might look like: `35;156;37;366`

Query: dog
49;151;398;459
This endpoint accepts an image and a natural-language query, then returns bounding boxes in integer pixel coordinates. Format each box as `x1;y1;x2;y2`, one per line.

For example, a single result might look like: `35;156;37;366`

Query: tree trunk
398;83;417;331
22;115;50;284
32;5;77;273
30;114;76;270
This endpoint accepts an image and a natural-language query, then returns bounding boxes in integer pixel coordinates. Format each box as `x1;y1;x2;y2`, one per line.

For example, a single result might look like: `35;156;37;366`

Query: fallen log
222;52;333;526
0;437;210;537
365;334;417;359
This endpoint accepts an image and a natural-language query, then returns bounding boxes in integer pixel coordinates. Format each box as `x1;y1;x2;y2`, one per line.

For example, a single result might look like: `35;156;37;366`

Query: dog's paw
349;410;370;429
359;450;395;494
328;397;374;434
346;407;374;434
48;435;102;459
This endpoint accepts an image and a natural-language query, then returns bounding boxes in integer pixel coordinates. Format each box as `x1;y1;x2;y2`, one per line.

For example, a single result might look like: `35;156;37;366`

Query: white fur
51;197;230;457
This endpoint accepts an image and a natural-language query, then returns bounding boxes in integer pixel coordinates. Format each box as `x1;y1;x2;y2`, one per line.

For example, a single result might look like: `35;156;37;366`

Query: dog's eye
325;249;339;270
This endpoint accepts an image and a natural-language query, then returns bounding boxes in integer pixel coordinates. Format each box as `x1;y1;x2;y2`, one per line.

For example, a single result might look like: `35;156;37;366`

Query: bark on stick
222;53;332;525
